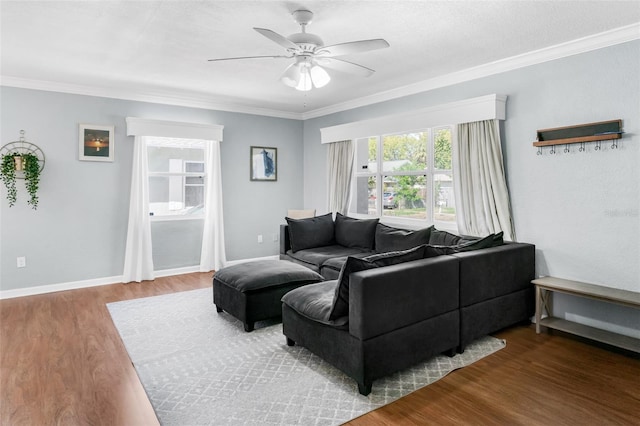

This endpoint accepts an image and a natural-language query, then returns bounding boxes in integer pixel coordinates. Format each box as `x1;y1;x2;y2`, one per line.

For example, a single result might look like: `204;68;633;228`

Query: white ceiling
2;1;639;119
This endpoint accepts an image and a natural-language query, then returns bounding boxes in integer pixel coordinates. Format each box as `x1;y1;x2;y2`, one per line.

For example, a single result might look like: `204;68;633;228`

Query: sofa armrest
348;256;459;340
280;224;291;255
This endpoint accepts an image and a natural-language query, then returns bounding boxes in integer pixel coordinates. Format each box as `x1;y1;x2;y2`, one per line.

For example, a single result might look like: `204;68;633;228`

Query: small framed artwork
79;124;114;162
250;146;277;181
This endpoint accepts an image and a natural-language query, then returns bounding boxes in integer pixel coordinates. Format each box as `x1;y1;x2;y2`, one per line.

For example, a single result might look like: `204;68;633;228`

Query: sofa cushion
328;245;429;320
429;229;462;246
334;213;379;250
286;245;373;272
319;253;373;279
286;213;335;252
375;223;433;253
281;281;348;328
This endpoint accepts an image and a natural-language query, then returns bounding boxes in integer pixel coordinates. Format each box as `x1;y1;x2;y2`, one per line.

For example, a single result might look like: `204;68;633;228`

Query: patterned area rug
107;287;505;426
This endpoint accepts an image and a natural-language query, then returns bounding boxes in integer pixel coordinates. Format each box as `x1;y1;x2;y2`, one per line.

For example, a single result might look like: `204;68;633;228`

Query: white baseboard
0;256;279;300
224;255;279;267
0;275;125;300
153;265;201;278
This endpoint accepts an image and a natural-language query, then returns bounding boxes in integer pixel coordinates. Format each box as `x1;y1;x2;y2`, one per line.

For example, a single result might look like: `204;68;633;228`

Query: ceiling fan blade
318;39;389;57
208;55;291;62
316;57;375;77
253;28;299;51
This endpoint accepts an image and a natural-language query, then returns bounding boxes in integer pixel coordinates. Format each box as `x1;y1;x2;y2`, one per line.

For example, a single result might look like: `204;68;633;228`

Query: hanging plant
0;152;41;209
1;153;18;207
22;153;40;209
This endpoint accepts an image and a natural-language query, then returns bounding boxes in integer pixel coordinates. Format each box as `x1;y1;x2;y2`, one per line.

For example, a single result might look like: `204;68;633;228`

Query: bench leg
243;322;254;332
215;306;223;313
286;337;295;347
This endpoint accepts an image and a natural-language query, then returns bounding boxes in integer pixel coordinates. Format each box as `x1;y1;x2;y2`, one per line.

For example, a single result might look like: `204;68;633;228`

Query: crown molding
301;23;640;120
1;23;638;121
0;76;305;120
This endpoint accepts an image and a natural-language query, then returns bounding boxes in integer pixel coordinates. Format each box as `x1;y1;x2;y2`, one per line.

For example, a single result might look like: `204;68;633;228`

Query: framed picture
79;124;114;162
250;146;277;181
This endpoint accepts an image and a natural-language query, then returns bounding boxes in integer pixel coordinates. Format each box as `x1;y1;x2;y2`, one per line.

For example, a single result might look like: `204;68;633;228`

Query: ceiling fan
208;9;390;91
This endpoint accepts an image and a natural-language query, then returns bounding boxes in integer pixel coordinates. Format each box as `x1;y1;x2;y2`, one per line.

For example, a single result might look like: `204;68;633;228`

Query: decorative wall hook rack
533;119;624;155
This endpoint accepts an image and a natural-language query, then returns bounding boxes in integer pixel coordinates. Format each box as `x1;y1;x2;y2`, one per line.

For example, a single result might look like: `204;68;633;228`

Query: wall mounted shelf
533;119;623;153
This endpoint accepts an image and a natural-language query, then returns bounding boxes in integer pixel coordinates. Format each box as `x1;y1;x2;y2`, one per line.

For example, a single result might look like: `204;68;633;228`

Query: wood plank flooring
1;272;639;425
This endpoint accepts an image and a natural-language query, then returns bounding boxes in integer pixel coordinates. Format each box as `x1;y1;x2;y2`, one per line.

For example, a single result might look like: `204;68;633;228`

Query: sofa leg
215;306;223;313
244;322;254;332
457;344;465;354
357;381;372;396
286;337;295;347
443;348;456;357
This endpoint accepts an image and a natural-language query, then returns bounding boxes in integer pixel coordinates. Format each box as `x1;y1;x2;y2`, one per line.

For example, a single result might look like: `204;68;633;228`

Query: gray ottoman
213;260;324;332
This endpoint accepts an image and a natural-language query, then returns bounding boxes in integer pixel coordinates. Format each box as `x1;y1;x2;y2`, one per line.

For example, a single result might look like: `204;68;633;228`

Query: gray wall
302;40;639;338
0;87;303;290
2;41;638;340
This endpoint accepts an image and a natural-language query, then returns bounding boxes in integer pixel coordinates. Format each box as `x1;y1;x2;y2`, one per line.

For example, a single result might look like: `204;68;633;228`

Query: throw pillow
364;244;427;266
328;256;377;320
334;213;379;250
424;244;457;258
374;223;433;253
424;232;505;257
286;212;335;252
428;229;462;246
456;232;504;252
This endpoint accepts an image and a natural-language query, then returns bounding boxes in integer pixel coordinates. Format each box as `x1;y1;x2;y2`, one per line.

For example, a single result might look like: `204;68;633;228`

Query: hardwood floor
1;273;638;425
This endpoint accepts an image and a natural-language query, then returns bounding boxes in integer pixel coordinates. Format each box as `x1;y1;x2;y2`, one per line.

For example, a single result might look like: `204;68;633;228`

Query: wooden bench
532;276;640;353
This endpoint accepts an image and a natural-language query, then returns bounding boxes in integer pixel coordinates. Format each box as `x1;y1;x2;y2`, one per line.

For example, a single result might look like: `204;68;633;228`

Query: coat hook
549;146;556;154
595;141;601;151
611;140;618;149
537;146;542;155
579;142;585;152
564;144;570;153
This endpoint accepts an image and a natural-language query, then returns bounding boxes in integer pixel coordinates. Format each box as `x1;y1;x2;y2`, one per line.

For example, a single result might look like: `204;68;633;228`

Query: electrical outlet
272;233;278;242
257;234;263;243
17;257;26;268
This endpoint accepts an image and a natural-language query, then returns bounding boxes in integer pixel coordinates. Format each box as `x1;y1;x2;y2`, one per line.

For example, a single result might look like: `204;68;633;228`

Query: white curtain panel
453;120;516;241
200;140;227;272
327;140;354;215
122;135;154;283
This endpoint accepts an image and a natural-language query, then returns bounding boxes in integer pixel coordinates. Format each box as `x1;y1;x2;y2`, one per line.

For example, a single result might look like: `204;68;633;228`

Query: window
348;126;455;227
146;137;206;219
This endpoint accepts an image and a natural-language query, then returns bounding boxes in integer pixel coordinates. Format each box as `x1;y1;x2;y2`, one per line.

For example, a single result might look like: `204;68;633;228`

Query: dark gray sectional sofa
279;212;535;395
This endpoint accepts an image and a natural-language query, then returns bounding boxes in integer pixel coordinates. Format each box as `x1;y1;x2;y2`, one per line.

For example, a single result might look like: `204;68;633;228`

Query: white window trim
126;117;223;141
320;94;505;144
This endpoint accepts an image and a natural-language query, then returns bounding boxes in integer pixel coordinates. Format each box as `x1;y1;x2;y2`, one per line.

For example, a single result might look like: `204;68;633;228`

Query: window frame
349;125;457;232
146;138;207;222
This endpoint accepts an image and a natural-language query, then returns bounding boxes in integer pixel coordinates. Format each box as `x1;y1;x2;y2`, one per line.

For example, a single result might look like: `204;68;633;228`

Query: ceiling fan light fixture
310;65;330;88
213;9;389;92
281;63;300;88
295;67;313;91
